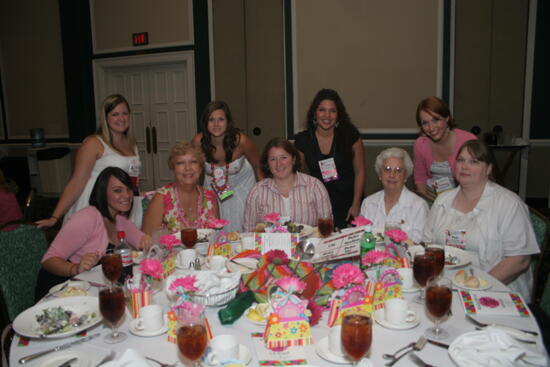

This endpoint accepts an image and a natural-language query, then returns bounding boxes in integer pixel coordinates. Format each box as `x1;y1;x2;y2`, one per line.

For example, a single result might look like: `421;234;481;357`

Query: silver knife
58;357;77;367
409;352;435;367
427;339;450;349
19;333;100;364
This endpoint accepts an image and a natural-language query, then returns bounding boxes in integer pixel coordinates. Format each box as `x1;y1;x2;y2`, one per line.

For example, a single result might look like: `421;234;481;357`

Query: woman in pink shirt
413;96;476;197
37;167;151;299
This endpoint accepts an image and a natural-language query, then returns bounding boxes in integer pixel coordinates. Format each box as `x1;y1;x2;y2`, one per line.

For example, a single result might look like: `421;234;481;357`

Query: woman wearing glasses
360;148;428;242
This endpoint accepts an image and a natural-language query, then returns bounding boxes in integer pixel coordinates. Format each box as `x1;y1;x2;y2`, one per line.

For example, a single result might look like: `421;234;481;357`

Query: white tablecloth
10;265;547;366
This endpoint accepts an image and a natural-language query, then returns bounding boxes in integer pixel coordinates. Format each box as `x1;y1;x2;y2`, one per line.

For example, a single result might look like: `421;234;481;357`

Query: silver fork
383;341;417;360
145;356;178;367
386;336;427;366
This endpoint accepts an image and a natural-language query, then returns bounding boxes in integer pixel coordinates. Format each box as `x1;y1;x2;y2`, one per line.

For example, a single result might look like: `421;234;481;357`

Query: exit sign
132;32;148;46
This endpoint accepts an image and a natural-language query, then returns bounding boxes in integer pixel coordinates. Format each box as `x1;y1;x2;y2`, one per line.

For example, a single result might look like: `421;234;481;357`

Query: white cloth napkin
102;349;150;367
165;270;240;298
449;327;547;366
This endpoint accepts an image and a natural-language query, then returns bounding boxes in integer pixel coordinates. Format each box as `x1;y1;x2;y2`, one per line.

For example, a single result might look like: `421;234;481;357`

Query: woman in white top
191;101;263;232
36;94;142;228
360;148;428;242
423;140;539;301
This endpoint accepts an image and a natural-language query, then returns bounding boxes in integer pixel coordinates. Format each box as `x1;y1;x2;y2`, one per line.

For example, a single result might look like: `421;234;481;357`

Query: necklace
174;185;203;227
211;163;230;192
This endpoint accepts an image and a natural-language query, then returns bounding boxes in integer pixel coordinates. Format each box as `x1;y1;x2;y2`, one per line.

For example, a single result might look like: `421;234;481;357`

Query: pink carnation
361;250;389;266
159;234;180;250
306;300;323;326
351;216;373;227
208;218;230;229
169;276;199;293
276;276;306;293
204;189;216;201
271;225;289;233
140;258;164;279
263;212;281;223
385;229;408;243
332;263;365;289
265;250;289;265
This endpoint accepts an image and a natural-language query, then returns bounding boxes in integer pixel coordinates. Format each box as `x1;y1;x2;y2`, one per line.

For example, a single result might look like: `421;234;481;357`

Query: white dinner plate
315;337;373;365
49;281;90;297
452;277;492;291
374;309;420;330
128;315;169;337
444;246;472;269
226;258;258;274
300;224;315;238
13;296;102;339
38;350;91;367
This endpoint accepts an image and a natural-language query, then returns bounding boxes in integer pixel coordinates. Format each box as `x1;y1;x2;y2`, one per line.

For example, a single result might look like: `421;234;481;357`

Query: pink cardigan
413;128;477;185
42;206;144;264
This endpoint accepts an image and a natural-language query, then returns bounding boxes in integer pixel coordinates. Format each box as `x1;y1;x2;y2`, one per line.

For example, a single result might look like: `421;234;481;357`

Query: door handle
152;126;158;154
145;127;151;154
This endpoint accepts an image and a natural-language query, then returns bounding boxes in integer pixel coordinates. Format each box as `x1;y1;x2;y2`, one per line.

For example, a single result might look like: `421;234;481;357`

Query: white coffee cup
397;267;414;289
206;334;239;365
178;249;197;269
384;298;415;325
135;304;164;332
208;255;227;271
328;325;345;357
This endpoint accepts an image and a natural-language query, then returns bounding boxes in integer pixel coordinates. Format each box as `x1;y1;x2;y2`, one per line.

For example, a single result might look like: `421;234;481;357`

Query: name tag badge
319;158;338;183
129;158;141;177
446;229;466;249
432;176;454;194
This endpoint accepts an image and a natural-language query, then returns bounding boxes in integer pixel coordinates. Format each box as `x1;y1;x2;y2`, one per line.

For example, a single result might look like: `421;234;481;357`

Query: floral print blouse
157;183;217;232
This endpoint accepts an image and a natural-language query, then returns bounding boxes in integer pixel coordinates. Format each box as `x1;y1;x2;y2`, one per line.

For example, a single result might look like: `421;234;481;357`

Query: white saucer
452;277;492;291
374;309;420;330
38;350;90;367
244;306;268;326
129;316;169;337
315;337;373;365
401;285;420;293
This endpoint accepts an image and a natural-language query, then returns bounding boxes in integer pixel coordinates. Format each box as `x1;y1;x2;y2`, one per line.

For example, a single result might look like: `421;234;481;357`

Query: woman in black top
294;89;365;228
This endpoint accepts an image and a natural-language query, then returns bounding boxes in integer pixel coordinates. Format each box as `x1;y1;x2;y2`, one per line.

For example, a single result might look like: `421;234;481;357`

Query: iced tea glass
425;275;452;339
318;217;334;238
101;253;122;286
177;311;208;366
341;314;372;365
181;228;198;249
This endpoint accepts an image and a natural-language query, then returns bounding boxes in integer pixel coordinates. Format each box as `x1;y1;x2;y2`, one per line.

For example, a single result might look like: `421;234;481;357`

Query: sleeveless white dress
204;156;255;232
64;136;143;227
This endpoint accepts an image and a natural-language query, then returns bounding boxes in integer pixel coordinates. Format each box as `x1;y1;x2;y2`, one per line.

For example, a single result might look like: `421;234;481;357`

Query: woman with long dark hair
294;89;365;229
191;101;263;231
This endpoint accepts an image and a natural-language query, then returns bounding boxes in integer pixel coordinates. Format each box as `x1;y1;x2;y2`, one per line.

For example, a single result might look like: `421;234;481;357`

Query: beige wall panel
92;0;192;53
294;0;439;132
453;0;492;132
245;0;285;149
0;0;68;138
489;0;528;137
211;0;248;131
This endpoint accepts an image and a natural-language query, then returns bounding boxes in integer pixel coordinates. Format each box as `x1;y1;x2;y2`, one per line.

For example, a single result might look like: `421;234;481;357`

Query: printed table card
311;227;363;263
251;332;308;366
459;290;530;317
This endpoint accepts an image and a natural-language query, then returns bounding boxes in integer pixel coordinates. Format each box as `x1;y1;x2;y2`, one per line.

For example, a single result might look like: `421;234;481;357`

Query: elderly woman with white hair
360;147;428;242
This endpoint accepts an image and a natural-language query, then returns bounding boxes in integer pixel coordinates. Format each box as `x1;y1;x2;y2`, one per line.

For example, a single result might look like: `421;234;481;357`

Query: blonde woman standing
36;94;142;228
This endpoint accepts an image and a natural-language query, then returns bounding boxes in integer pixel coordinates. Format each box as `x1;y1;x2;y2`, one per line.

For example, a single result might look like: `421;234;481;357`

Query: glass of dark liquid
177;311;208;366
413;252;435;303
99;286;127;343
318;217;334;238
101;253;122;287
341;314;372;365
425;275;452;339
425;245;445;277
181;228;198;249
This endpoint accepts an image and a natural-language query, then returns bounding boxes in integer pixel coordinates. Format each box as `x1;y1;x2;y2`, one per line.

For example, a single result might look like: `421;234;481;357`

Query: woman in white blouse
360;148;428;242
423;140;539;301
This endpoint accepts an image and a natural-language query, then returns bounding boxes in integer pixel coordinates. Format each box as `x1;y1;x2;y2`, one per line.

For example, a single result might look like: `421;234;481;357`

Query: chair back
0;225;47;322
529;207;550;304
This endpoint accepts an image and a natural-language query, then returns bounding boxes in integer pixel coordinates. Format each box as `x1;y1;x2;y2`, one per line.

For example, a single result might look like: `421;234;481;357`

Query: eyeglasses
382;166;404;175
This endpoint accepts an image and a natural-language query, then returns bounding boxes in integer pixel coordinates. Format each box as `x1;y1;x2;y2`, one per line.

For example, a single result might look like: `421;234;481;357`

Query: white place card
311;227;363;263
254;233;299;258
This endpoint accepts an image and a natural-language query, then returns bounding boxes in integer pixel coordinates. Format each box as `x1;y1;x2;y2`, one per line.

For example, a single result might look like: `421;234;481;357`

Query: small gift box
151;235;179;279
126;277;152;318
207;231;234;258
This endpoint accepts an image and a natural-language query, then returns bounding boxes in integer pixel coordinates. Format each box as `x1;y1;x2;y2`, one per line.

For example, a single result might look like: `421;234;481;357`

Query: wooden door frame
92;51;196;129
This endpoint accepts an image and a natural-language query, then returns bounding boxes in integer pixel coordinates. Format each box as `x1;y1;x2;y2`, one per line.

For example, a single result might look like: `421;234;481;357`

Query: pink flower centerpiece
332;263;365;289
169;275;204;318
263;212;281;224
276;276;306;293
140;258;163;284
159;233;180;251
384;229;408;243
361;250;389;268
208;218;230;230
351;216;373;227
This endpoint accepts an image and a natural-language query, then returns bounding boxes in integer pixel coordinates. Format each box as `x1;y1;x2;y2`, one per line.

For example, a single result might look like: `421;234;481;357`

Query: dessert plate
452;277;491;291
315;337;373;365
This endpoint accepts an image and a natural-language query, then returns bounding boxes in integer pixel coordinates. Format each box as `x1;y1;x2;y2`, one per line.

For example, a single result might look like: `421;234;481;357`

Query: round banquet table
10;264;547;367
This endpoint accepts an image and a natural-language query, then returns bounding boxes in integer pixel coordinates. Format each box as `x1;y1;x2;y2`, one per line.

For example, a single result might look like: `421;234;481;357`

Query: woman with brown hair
36;94;142;227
